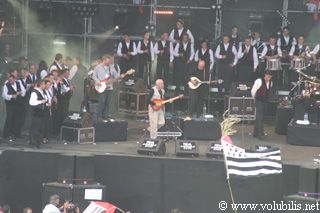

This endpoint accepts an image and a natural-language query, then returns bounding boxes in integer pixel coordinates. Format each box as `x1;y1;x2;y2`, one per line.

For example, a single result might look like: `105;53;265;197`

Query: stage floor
1;117;320;168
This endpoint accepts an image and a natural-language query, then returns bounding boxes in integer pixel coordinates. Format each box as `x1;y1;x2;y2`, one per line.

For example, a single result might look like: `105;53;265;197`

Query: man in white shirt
29;79;47;148
169;19;194;44
42;194;61;213
137;31;154;88
49;53;64;72
154;32;174;86
277;26;296;57
173;33;195;92
2;73;26;141
215;35;238;93
237;36;259;82
251;71;273;140
117;32;137;74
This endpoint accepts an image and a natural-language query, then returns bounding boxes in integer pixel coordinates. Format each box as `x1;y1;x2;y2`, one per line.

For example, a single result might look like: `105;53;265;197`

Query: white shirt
237;44;259;70
29;88;45;106
214;43;238;65
116;41;137;57
289;44;311;57
154;40;174;62
137;40;155;61
194;48;215;70
261;45;282;58
173;42;195;61
69;65;78;80
277;35;297;47
251;78;272;98
311;44;320;55
40;70;48;79
169;28;194;44
42;204;61;213
2;81;26;101
61;78;71;94
49;62;63;72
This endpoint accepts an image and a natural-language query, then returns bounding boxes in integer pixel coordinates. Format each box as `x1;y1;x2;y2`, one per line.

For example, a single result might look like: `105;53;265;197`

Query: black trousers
237;63;254;82
253;100;267;137
51;104;59;136
57;98;70;133
29;115;44;147
188;85;206;117
120;57;134;74
43;108;52;139
3;103;20;138
156;60;170;85
174;58;190;93
138;57;152;88
218;61;235;93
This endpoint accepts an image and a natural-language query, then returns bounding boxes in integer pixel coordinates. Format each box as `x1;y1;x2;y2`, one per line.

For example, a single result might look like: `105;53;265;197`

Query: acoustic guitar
151;95;184;111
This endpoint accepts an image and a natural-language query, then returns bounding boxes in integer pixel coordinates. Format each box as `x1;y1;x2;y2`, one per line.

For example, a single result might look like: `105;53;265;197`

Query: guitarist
93;54;124;121
146;79;170;139
188;60;207;118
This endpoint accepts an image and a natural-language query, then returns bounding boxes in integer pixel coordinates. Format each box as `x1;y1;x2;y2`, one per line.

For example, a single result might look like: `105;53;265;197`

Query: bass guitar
151;95;184;111
95;69;135;93
188;77;224;90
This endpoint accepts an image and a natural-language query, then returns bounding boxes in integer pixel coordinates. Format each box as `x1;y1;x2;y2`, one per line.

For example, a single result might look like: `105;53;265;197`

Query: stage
0;116;320;213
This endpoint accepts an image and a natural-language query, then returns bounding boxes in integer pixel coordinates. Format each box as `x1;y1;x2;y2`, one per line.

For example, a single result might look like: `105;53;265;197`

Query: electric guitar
151;95;184;111
188;77;224;90
95;69;135;93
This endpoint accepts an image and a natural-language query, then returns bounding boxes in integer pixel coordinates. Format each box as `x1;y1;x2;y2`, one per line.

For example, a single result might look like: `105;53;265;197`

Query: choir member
116;32;137;74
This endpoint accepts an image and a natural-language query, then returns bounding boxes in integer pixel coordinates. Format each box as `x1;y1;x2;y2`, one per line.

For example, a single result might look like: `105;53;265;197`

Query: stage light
212;4;223;10
114;25;119;30
211;5;216;9
53;38;66;46
71;3;99;18
154;10;174;15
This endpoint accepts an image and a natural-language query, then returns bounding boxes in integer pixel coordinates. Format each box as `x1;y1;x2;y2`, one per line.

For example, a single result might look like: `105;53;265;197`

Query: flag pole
116;207;126;213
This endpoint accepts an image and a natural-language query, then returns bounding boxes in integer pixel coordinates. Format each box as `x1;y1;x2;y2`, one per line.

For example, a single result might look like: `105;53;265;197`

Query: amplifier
137;139;166;156
228;97;256;120
94;120;128;142
229;82;252;97
183;118;221;140
60;126;95;144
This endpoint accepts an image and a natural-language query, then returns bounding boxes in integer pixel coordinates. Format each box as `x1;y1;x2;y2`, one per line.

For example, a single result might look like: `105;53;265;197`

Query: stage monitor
175;141;199;157
206;142;224;159
137;139;166;156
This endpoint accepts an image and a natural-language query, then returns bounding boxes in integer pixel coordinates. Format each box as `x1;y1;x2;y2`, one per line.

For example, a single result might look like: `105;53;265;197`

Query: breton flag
221;136;282;178
83;201;118;213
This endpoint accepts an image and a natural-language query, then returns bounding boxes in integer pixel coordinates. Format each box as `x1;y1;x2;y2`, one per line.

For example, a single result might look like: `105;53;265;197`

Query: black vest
26;73;37;85
20;78;27;91
173;28;188;41
50;61;63;72
121;40;134;54
60;78;72;101
266;45;279;57
32;89;45;117
5;81;22;105
198;48;210;64
279;35;294;52
293;45;307;56
139;40;152;61
219;43;234;63
239;44;254;66
253;40;264;53
157;40;171;61
256;79;272;102
178;42;191;62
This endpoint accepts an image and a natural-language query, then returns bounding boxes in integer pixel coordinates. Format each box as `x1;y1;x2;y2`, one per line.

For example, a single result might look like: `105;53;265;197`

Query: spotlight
211;5;216;9
154;10;174;15
71;4;99;18
114;25;119;30
212;4;223;10
53;37;66;46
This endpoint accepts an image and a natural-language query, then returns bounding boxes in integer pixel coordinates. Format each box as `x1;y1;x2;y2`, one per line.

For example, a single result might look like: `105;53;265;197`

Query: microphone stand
207;68;213;116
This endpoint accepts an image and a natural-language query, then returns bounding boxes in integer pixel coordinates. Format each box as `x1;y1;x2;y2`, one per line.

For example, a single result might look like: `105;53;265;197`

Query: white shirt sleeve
253;47;259;70
2;85;12;101
251;78;262;98
150;41;155;61
137;41;143;54
237;44;244;59
40;70;48;79
174;43;180;57
154;42;159;54
189;44;195;61
261;45;268;58
19;81;26;97
169;29;175;43
289;45;295;56
49;65;57;72
277;47;283;57
292;37;297;46
131;42;138;56
209;49;214;70
170;42;174;62
117;42;123;57
311;44;320;55
187;29;194;44
194;50;199;62
215;45;223;59
232;46;238;65
29;91;43;106
277;38;281;47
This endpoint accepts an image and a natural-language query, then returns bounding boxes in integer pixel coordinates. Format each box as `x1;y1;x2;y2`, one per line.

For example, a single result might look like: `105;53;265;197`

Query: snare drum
290;57;305;70
266;58;281;71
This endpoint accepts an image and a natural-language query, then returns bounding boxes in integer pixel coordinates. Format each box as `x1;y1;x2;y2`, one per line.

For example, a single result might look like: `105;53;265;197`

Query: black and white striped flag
221;136;282;178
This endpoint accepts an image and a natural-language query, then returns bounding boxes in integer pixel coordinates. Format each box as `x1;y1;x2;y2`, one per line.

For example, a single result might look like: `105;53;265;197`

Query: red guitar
151;95;184;111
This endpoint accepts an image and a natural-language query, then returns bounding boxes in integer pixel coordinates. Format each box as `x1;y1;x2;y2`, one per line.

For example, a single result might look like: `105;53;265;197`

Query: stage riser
0;150;286;213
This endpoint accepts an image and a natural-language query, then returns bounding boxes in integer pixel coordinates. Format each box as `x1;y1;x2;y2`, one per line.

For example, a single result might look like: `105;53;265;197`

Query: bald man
146;79;167;139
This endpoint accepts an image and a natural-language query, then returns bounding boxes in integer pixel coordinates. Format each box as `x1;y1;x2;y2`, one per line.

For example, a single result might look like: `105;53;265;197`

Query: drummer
289;35;311;82
260;36;282;89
